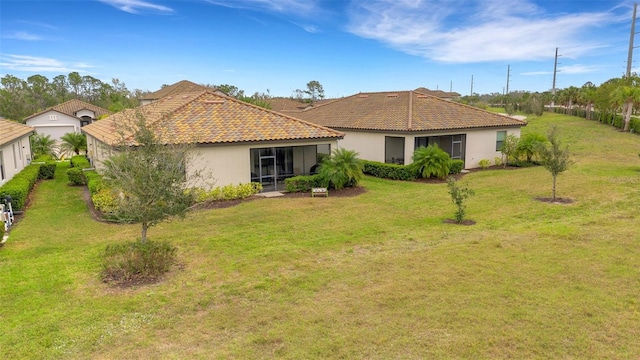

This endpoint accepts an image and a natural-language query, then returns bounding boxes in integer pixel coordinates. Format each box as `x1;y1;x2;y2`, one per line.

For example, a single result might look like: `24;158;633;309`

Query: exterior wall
86;135;338;189
338;127;522;169
0;134;33;186
26;111;81;141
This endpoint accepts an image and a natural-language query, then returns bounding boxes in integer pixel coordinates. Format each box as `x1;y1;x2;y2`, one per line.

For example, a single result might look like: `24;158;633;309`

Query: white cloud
204;0;320;16
98;0;173;14
3;31;43;41
347;0;620;63
0;54;95;73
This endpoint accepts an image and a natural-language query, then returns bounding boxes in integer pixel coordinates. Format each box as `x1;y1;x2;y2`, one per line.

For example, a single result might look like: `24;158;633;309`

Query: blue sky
0;0;636;97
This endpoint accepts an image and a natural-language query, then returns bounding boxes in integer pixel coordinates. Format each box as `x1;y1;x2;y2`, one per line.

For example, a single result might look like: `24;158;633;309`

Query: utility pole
627;3;638;78
505;65;511;95
470;75;474;96
450;80;452;92
552;47;560;108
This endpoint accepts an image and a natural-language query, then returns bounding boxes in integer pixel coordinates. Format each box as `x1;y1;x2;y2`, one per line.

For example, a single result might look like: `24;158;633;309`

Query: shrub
85;170;105;194
479;159;491;169
101;240;177;284
33;155;57;180
67;167;86;185
317;148;364;190
447;177;475;224
70;155;91;169
494;157;503;167
285;174;324;192
91;188;119;214
362;160;416;180
517;133;547;162
0;164;41;211
411;144;451;179
192;182;263;202
449;159;465;174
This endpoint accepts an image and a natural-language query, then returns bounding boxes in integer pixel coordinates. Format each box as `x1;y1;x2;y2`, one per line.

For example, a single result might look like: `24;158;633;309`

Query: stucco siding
337;131;387;163
0;135;32;185
464;127;521;168
26;111;81;140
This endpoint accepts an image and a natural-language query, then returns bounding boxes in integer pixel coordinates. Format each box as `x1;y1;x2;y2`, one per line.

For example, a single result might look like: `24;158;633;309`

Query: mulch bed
443;219;476;226
534;197;574;204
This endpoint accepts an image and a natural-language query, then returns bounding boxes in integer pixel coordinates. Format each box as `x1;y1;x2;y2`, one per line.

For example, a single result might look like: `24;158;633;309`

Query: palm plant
516;132;547;163
60;132;87;156
411;144;451;179
317;148;364;190
30;133;58;159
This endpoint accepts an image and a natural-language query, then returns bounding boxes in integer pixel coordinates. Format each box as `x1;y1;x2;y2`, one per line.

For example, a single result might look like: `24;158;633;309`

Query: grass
1;113;639;358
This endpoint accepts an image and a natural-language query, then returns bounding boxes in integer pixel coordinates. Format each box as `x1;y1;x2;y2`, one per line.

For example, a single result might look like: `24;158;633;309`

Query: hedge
70;155;91;169
0;163;41;211
284;174;325;192
67;155;92;186
450;159;465;175
362;160;416;181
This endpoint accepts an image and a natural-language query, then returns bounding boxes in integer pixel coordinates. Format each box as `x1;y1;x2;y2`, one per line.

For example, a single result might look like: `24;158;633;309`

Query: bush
67;167;86;185
33;155;56;180
101;240;177;284
192;182;263;202
494;157;503;167
317;148;364;190
478;159;491;169
0;164;41;211
285;174;325;192
70;155;91;169
91;188;118;214
362;160;416;180
449;159;465;174
411;144;451;179
85;170;105;194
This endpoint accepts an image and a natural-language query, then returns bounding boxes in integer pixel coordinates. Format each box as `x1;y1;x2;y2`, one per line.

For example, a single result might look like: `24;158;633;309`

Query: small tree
537;126;573;201
447;177;475;224
60;132;87;156
411;144;451;179
500;134;519;168
30;133;58;158
101;111;199;243
317;148;364;190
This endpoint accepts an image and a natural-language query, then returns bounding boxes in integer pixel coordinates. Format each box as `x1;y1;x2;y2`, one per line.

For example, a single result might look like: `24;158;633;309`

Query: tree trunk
623;100;633;132
552;175;557;201
141;222;148;244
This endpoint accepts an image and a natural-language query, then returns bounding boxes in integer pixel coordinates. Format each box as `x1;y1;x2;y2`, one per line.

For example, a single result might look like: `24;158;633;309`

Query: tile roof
268;97;312;113
23;99;111;121
295;91;526;132
414;87;461;98
82;91;344;146
140;80;210;100
0;119;34;146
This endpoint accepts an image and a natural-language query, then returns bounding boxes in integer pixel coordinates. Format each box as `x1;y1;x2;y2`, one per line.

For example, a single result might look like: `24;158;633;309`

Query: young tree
537;126;573;201
317;148;364;189
411;144;451;179
500;134;519;168
101;112;199;243
447;177;475;224
60;132;87;156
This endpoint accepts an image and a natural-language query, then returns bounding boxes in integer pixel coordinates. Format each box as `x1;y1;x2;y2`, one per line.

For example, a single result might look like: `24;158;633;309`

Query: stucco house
0;119;34;185
82;90;344;191
24;99;110;141
294;90;526;169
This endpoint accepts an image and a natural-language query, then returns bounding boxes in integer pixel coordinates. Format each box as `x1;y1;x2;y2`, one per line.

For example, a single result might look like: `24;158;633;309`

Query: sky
0;0;637;98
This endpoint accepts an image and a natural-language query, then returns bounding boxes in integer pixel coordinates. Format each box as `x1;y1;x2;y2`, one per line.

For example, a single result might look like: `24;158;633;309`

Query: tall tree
612;76;640;132
305;80;325;102
101;112;199;243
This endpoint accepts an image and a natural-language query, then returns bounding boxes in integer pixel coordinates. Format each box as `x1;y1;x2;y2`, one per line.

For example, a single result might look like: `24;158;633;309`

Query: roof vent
417;95;429;98
203;100;225;104
358;95;369;98
387;93;399;98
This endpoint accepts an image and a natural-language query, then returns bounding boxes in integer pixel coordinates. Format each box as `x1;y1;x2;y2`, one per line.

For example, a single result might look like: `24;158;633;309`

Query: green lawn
1;113;639;359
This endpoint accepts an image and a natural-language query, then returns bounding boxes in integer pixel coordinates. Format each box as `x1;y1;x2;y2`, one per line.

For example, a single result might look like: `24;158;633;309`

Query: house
139;80;224;105
267;97;314;113
0;119;34;185
294;90;526;169
82;91;344;191
413;87;461;101
24;99;110;141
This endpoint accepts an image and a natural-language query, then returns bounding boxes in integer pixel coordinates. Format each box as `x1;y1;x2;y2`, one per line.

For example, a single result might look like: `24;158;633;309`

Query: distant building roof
83;90;344;146
23;99;111;122
140;80;210;101
295;90;526;132
0;118;34;146
414;87;461;99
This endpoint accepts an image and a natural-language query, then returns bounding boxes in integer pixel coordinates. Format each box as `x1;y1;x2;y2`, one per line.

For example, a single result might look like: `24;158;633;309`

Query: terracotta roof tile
23;99;111;121
83;91;344;145
0;119;34;146
296;91;526;132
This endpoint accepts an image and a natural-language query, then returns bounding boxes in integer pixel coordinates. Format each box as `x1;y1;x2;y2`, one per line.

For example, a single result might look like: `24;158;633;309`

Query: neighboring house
267;97;314;113
83;91;344;191
24;99;110;141
413;87;461;101
295;90;526;169
0;119;34;185
140;80;225;105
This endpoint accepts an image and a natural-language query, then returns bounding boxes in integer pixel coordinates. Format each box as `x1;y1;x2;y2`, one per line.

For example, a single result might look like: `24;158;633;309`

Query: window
496;131;507;151
12;143;18;169
385;136;405;164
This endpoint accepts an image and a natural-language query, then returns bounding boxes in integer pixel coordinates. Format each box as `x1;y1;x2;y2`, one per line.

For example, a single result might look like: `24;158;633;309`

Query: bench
311;187;328;197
